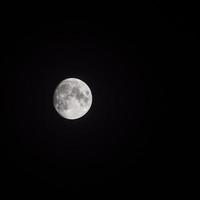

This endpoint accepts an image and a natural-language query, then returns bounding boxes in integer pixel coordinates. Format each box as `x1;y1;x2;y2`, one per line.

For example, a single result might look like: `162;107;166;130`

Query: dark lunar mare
71;86;89;105
58;83;71;95
54;87;69;111
53;82;90;112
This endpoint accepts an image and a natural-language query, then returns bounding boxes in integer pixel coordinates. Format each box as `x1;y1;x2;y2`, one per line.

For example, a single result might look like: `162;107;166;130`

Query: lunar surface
53;78;92;120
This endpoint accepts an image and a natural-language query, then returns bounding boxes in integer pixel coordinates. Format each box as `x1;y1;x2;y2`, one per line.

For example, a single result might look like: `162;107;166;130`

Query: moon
53;78;92;120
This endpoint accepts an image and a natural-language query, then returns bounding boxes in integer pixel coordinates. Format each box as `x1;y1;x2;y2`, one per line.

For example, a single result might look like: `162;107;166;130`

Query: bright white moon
53;78;92;120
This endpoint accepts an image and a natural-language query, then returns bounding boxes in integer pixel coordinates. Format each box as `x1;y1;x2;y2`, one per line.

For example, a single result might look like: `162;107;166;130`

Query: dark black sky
3;2;198;194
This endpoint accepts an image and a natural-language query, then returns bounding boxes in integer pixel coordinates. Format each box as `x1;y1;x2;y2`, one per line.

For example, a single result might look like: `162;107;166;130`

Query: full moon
53;78;92;120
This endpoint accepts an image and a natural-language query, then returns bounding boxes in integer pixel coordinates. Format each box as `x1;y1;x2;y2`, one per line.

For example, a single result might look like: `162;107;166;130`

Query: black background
3;1;198;194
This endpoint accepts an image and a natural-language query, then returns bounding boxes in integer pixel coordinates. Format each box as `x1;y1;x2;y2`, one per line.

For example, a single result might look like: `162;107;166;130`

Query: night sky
3;2;198;194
